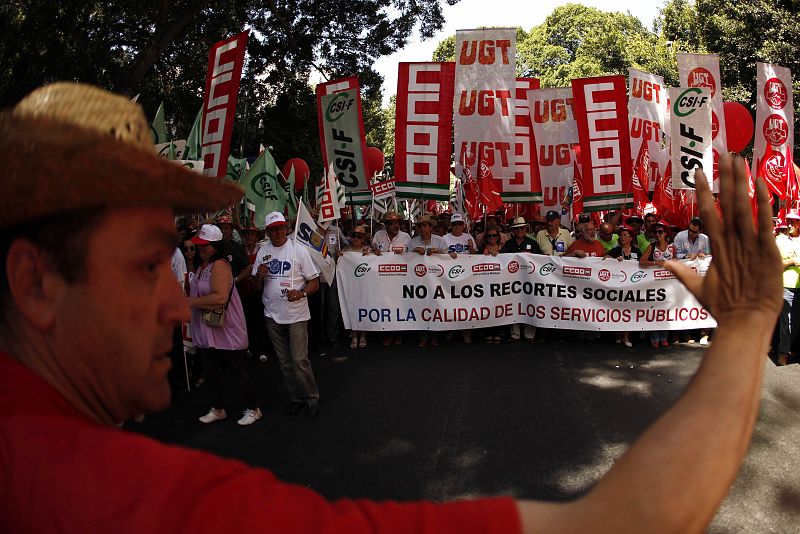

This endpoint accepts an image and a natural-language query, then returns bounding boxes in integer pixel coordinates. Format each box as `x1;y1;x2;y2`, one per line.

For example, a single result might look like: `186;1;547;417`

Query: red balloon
365;146;385;178
282;158;309;192
723;101;754;153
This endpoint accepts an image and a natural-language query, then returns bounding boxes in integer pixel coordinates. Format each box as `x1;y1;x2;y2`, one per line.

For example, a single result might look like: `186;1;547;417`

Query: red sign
571;76;633;212
370;177;396;199
201;30;249;178
394;62;455;198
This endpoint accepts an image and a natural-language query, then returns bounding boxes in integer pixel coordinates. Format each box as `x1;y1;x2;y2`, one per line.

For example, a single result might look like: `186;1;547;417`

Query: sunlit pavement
132;331;800;532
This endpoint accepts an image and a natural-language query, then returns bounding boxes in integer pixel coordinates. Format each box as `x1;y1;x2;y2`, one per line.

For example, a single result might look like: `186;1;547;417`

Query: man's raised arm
515;155;782;533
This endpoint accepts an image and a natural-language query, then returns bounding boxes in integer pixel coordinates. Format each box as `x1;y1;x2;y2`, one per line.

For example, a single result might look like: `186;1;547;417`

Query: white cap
264;211;287;229
191;224;223;244
450;213;465;223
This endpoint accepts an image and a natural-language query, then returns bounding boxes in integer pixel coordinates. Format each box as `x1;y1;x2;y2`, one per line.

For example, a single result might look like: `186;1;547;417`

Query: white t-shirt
443;233;475;254
252;239;319;324
171;247;187;288
410;234;448;253
372;230;412;253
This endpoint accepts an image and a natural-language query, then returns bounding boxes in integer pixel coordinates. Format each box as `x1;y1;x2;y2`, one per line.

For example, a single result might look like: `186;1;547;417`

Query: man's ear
5;239;63;331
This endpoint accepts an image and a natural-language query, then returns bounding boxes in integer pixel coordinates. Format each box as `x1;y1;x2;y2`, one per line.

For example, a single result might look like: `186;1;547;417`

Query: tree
0;0;458;155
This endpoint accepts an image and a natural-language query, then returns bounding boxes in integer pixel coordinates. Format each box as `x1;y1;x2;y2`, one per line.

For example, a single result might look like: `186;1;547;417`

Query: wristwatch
301;290;307;298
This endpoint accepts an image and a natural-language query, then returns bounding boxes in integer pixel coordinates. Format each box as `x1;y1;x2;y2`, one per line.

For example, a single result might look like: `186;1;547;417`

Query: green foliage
0;0;454;166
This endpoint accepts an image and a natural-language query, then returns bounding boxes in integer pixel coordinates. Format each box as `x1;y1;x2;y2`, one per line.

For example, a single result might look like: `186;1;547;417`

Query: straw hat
0;82;243;229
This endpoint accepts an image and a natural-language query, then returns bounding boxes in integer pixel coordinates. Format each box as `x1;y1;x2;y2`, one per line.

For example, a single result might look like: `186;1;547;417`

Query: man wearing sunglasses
673;217;711;260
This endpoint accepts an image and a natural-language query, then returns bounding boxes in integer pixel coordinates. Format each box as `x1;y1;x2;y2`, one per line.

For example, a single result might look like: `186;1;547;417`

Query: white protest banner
337;253;715;332
394;62;454;200
294;202;336;283
628;69;668;189
506;77;543;203
529;87;579;226
454;29;517;199
751;62;794;198
669;87;713;190
677;53;727;191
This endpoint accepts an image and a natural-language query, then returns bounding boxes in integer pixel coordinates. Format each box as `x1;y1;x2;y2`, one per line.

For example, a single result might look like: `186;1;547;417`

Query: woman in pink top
188;225;262;426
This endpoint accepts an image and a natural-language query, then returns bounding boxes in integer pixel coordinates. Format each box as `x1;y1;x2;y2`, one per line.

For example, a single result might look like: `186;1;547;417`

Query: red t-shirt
566;239;606;257
0;352;520;533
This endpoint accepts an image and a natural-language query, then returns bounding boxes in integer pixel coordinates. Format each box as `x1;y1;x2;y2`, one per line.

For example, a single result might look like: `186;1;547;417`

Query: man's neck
547;227;560;237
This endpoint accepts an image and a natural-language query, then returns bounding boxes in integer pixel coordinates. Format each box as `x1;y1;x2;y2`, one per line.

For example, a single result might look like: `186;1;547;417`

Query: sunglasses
656;230;665;235
486;234;499;238
352;234;365;239
183;246;195;252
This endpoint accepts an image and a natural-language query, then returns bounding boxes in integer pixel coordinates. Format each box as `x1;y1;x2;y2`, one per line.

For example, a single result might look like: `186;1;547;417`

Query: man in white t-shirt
253;212;321;417
443;213;476;258
410;214;448;255
372;211;412;254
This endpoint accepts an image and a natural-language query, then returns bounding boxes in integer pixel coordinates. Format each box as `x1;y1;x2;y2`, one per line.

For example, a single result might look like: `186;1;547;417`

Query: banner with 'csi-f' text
669;87;714;190
394;62;455;200
201;30;249;178
316;76;370;204
571;76;634;212
337;253;715;332
454;28;517;200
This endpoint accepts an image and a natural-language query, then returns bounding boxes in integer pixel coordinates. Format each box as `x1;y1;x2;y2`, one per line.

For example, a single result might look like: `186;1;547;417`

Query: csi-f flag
284;166;299;219
151;102;167;144
239;147;287;228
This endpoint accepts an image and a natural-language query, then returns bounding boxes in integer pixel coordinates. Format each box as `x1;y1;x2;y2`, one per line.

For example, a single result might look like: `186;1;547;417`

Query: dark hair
182;239;202;271
0;209;107;331
204;240;229;265
689;217;703;230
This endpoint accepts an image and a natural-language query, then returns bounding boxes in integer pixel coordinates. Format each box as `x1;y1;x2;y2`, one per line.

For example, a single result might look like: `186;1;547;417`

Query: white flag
295;202;336;283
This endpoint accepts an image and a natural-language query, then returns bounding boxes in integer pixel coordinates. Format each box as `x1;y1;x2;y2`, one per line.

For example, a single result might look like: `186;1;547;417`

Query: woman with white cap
188;224;263;426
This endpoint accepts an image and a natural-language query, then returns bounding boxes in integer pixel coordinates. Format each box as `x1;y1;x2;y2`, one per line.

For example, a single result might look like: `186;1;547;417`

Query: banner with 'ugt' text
337;253;715;332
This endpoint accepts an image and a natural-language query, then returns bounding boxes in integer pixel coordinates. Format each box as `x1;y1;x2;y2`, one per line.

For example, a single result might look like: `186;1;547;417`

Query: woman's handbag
202;268;236;327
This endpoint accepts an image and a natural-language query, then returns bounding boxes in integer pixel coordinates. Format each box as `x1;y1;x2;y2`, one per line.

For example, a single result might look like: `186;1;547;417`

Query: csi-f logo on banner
670;87;713;189
326;93;355;122
250;171;281;200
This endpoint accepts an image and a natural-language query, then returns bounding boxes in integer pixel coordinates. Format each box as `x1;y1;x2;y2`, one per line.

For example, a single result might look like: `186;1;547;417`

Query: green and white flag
238;147;287;228
184;108;203;161
284;166;299;220
226;156;247;183
151;102;167;144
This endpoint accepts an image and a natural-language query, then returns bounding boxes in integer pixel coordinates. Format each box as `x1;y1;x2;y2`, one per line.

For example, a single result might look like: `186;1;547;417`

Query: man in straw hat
0;83;785;533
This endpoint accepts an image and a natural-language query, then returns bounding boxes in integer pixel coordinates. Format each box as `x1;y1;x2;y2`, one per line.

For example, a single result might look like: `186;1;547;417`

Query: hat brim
1;113;243;229
265;221;287;229
191;235;217;245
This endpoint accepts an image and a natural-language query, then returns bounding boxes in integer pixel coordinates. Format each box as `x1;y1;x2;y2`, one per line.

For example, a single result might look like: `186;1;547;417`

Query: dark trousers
201;348;260;409
778;288;800;354
241;294;269;356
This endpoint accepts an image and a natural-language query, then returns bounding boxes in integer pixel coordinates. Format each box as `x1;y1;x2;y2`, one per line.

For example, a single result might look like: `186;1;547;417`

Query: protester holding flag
253;212;321;417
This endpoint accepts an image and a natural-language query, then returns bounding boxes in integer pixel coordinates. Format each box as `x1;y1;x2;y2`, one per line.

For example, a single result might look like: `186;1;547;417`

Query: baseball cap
191;224;223;244
264;211;287;229
545;210;560;220
450;213;465;224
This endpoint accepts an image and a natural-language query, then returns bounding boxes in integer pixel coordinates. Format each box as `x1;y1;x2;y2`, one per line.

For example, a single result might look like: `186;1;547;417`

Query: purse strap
209;260;235;310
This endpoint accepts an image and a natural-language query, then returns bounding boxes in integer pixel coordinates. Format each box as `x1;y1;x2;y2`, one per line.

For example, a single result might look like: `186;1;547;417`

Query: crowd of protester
165;204;775;424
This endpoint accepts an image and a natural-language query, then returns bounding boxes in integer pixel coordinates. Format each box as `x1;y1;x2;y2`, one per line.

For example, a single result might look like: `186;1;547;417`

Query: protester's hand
286;289;305;302
256;263;269;280
616;256;623;262
688;253;698;260
414;247;425;255
449;251;457;259
697;252;706;259
665;156;782;327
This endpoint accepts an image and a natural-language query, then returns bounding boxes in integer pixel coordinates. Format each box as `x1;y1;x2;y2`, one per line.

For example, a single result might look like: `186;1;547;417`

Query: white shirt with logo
410;234;448;253
443;233;476;254
372;230;412;253
252;238;319;324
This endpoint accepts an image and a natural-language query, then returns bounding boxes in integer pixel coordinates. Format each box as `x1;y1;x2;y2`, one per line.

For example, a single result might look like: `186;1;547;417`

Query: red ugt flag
632;139;651;206
653;160;676;213
758;142;791;198
478;157;504;215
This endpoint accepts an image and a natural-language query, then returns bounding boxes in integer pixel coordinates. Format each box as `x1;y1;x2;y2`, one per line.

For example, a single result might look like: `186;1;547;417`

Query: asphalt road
132;331;800;533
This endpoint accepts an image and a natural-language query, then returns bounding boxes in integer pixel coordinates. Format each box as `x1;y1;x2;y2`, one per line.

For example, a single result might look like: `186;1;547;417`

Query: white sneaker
259;354;269;362
237;408;262;426
699;335;709;346
199;408;226;424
